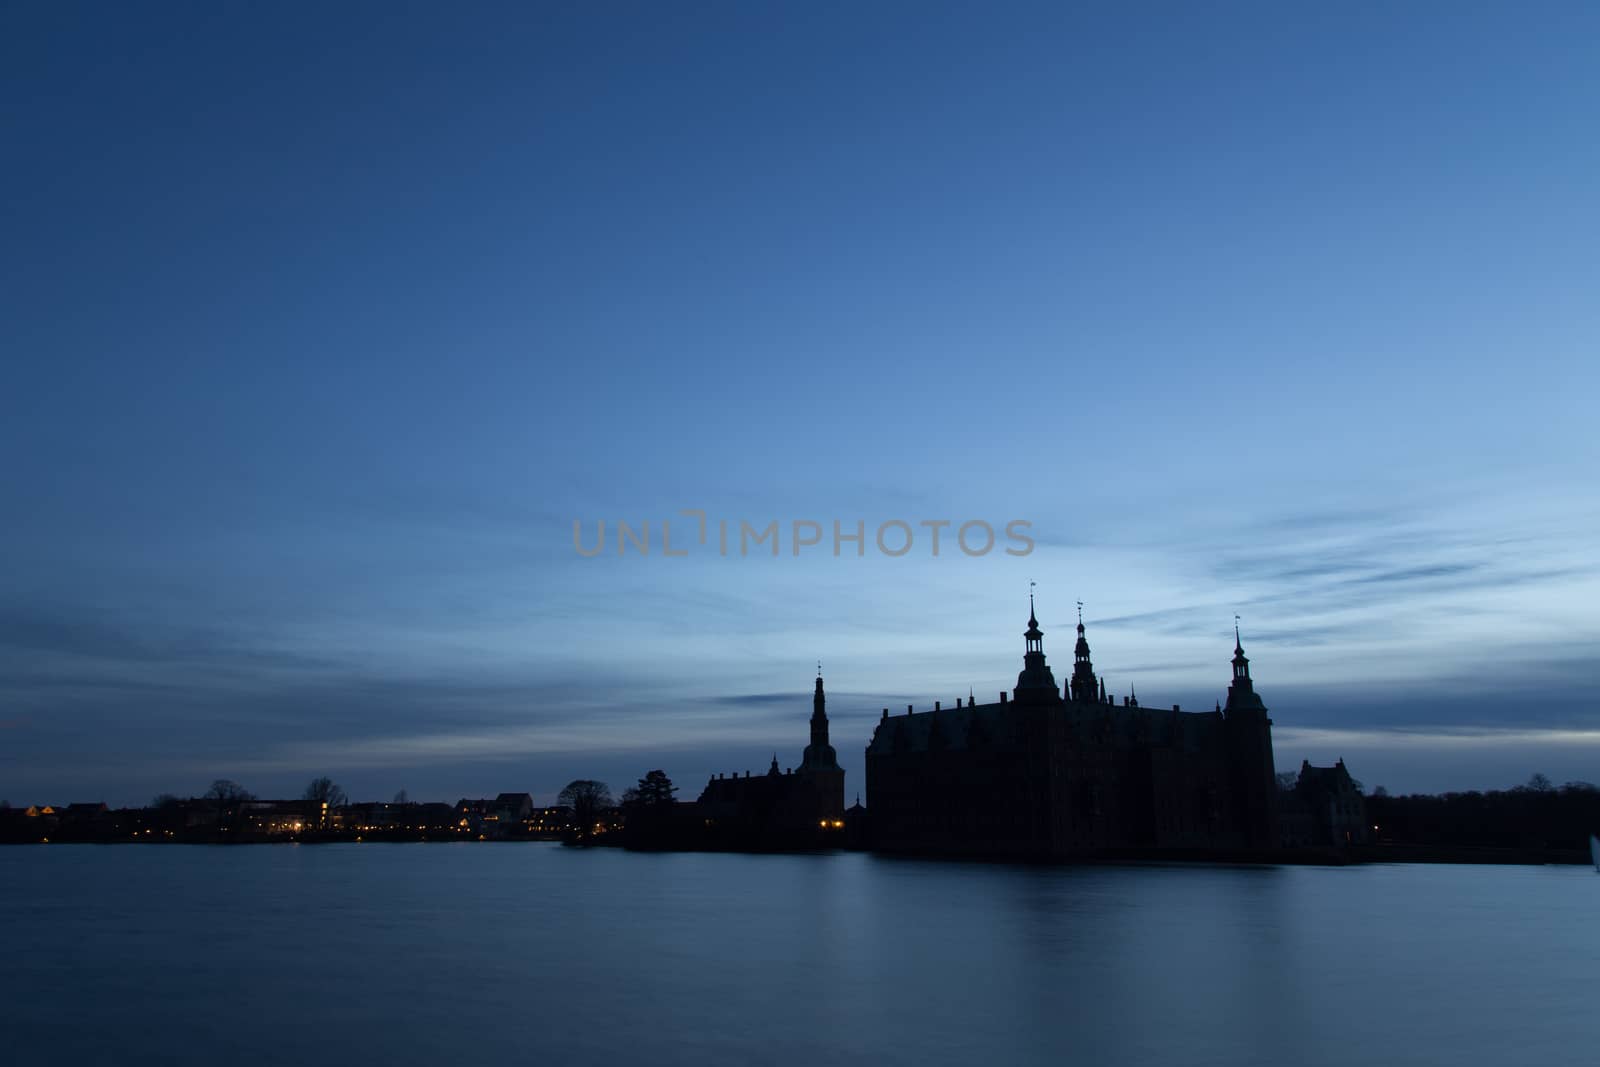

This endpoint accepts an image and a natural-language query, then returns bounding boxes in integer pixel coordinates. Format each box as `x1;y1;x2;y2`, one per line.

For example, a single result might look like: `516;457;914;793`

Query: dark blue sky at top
2;2;1597;805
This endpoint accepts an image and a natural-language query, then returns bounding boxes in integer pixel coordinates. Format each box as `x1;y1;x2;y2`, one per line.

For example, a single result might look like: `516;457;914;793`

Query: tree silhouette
557;780;612;837
621;770;679;846
151;793;181;809
631;769;677;808
205;779;253;802
1367;781;1600;852
302;777;348;808
393;789;409;804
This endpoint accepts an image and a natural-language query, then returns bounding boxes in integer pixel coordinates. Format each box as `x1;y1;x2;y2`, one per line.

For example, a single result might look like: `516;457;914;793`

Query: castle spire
1224;618;1265;712
1069;603;1098;703
1013;592;1061;704
1232;617;1250;683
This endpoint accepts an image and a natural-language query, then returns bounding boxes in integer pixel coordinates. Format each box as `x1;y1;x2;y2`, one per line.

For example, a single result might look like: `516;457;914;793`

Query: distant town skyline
3;4;1598;806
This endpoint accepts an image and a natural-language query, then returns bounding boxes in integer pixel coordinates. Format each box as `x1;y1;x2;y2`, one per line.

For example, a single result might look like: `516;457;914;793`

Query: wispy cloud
1276;725;1600;749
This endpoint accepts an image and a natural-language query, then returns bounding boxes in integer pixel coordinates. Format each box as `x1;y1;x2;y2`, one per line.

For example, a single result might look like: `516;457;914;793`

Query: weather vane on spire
1077;599;1084;624
817;659;822;678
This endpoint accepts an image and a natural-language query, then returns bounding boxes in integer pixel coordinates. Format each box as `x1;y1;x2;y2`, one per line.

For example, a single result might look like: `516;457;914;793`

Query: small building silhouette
493;792;535;822
1281;759;1369;847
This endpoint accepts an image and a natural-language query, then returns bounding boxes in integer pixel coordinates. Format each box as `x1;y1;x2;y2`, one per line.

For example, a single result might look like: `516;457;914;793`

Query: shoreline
5;834;1591;867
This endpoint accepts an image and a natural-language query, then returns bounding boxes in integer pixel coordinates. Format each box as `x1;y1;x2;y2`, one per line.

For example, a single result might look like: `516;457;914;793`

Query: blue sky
2;2;1597;805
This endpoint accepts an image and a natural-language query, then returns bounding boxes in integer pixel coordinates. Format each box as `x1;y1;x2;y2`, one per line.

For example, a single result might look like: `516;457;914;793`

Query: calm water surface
2;845;1594;1066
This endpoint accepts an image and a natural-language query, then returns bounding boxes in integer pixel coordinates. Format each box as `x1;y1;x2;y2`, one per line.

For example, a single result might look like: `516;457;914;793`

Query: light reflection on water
2;845;1594;1066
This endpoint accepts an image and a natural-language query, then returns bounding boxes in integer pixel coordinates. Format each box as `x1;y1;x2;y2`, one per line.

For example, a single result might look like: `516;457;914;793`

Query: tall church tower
1013;596;1063;705
801;669;840;771
799;668;845;823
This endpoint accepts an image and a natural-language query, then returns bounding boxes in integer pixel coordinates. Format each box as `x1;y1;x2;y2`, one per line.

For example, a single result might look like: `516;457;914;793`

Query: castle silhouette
866;599;1278;858
695;599;1281;858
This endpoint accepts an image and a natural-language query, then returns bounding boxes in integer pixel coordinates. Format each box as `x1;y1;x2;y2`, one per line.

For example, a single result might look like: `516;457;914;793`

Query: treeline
1368;776;1600;851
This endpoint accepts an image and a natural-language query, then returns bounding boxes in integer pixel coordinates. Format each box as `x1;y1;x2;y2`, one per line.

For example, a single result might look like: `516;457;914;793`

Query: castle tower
1068;604;1098;703
1221;622;1276;847
1224;623;1265;712
1013;595;1062;705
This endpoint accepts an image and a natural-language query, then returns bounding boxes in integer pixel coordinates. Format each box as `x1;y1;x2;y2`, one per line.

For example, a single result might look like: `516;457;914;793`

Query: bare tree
151;793;181;809
205;779;253;802
1527;772;1554;793
1275;771;1299;792
557;779;612;837
393;789;409;804
303;777;348;808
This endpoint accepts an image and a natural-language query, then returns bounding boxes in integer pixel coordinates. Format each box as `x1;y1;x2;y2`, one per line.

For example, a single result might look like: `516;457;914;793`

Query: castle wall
866;699;1277;859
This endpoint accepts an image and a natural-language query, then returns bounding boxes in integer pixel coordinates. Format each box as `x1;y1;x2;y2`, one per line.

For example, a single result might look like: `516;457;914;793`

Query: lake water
1;844;1594;1066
